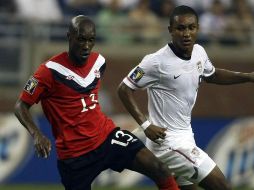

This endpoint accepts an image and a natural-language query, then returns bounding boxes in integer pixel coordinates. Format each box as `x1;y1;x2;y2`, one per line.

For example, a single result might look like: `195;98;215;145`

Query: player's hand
33;131;52;158
144;125;166;144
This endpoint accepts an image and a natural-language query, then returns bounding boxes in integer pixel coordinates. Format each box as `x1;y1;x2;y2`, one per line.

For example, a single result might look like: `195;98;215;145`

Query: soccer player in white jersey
118;5;254;190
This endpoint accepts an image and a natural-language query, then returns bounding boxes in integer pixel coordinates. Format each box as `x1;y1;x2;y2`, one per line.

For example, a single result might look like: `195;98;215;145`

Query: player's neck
168;42;191;60
67;52;87;67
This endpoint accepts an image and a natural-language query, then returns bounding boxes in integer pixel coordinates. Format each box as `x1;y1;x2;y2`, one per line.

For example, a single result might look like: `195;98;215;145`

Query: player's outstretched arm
204;68;254;85
14;99;51;158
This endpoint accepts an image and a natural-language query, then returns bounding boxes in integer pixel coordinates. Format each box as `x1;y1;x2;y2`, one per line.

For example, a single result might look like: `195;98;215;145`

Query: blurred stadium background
1;0;254;189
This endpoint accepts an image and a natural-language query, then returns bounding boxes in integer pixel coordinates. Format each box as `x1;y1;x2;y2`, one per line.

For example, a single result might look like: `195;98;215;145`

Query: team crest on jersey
94;69;100;78
66;75;74;80
130;67;145;82
24;76;38;95
196;61;202;73
191;147;200;157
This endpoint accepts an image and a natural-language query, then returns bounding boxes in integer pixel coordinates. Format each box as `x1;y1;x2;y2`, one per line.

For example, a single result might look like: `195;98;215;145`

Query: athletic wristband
140;120;151;130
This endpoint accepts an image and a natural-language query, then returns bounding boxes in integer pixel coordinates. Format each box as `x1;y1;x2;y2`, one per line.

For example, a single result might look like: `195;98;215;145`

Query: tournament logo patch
24;77;38;95
130;67;145;82
66;75;74;80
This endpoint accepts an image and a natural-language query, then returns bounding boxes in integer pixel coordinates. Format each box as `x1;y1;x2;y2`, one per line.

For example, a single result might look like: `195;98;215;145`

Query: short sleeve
198;45;215;77
203;58;215;77
123;54;160;90
20;64;54;105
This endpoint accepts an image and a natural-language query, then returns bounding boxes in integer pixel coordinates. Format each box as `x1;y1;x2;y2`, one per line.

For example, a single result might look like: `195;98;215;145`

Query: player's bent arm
118;82;167;142
117;82;147;126
204;68;254;84
14;99;41;137
14;99;51;158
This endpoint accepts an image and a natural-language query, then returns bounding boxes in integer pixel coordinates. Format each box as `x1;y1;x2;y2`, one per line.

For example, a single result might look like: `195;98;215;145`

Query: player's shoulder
142;45;168;63
49;52;67;62
38;52;67;68
34;52;67;73
88;52;106;66
154;44;169;56
193;44;206;53
92;52;105;61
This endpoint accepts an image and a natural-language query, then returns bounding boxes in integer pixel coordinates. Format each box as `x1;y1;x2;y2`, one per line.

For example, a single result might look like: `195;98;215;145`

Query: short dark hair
169;5;198;26
68;15;95;34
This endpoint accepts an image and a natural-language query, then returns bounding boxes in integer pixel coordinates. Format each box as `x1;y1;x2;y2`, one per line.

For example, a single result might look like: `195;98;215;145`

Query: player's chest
50;80;99;112
160;59;204;90
47;61;102;94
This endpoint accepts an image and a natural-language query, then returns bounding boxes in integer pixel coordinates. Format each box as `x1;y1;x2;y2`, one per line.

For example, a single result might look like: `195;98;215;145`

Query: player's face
168;14;199;57
68;23;96;66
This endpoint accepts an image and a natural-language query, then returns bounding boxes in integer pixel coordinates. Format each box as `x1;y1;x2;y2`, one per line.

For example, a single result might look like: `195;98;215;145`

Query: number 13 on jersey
81;93;98;112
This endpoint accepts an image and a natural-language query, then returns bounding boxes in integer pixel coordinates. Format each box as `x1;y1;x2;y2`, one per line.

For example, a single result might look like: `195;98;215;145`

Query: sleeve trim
123;77;141;90
203;66;215;77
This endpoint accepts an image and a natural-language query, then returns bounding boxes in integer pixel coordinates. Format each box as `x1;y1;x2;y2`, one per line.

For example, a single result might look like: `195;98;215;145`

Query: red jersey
20;52;116;159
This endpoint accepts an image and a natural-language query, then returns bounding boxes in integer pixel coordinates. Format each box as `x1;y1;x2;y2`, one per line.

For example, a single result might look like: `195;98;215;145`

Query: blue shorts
57;128;145;190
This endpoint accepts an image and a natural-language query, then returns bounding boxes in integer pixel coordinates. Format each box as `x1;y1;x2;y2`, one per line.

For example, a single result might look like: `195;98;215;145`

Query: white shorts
132;128;216;186
155;144;216;186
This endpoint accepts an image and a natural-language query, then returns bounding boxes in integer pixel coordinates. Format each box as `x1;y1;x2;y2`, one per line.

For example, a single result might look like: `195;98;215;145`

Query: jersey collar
168;43;191;61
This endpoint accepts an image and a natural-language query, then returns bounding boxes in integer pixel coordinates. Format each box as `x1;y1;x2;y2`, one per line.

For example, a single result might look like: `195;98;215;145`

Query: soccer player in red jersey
14;15;179;190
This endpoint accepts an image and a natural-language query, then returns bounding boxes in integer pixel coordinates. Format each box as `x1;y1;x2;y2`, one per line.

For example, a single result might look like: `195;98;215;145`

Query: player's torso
155;46;205;108
161;55;203;98
22;52;116;159
42;52;106;126
147;45;205;131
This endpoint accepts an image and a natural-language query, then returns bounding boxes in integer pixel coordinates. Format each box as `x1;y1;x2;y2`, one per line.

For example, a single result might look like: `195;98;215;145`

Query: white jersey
123;43;216;185
123;44;215;142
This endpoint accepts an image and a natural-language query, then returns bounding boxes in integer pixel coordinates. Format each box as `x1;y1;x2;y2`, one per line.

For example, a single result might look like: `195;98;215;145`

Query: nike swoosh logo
174;75;181;79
